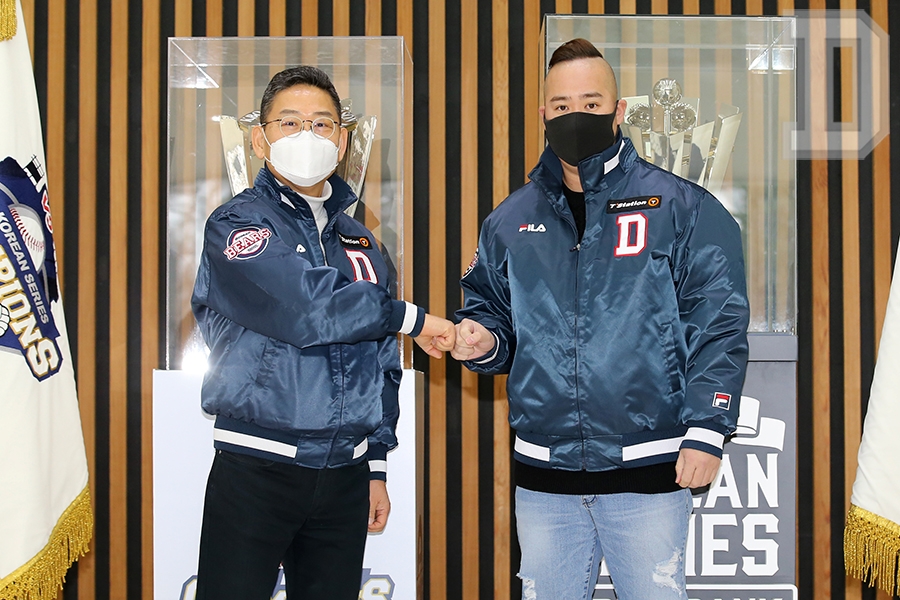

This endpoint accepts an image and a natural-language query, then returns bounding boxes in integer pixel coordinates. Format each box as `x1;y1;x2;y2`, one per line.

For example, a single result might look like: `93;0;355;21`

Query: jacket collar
254;166;358;224
529;132;638;205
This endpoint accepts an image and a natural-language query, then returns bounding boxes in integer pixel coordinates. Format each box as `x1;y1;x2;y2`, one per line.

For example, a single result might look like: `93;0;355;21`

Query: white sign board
152;369;419;600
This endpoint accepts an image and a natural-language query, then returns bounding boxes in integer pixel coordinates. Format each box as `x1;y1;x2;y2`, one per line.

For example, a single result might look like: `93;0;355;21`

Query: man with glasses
191;66;454;600
453;39;749;599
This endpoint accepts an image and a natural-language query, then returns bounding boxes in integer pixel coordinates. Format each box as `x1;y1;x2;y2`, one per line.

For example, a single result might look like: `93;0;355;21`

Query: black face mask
543;109;618;166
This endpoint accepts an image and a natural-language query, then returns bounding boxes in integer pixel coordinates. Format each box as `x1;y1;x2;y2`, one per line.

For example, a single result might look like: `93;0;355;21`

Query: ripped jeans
515;487;692;600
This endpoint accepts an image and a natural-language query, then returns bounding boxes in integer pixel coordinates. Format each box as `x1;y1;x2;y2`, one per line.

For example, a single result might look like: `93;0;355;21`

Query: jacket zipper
565;212;586;470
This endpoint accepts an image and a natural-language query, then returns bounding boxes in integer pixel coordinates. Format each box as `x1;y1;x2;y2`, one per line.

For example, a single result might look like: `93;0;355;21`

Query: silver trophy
335;99;377;218
217;111;260;198
620;78;742;194
218;99;377;217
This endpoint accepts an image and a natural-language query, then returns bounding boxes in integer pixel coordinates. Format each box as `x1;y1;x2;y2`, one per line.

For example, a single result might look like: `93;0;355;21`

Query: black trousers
195;450;370;600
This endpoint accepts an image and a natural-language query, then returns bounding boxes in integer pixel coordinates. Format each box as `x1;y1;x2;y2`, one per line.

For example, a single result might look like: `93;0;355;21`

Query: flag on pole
845;250;900;595
0;2;93;599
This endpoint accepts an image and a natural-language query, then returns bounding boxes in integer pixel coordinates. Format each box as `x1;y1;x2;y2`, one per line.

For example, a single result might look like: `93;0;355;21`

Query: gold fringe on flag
845;503;900;596
0;0;15;42
0;486;93;600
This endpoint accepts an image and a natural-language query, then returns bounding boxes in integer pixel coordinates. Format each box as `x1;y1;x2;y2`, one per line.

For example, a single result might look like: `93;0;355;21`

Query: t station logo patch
606;195;663;213
338;232;372;249
0;156;63;381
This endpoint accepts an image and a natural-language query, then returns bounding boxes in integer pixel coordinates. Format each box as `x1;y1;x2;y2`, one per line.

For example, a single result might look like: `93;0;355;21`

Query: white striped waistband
213;429;369;460
514;435;550;462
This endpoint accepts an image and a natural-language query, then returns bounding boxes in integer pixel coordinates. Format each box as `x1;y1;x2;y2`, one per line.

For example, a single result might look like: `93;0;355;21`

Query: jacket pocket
253;337;282;388
659;320;683;395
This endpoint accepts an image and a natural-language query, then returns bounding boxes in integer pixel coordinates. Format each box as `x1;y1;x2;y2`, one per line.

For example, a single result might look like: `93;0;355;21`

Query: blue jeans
515;487;692;600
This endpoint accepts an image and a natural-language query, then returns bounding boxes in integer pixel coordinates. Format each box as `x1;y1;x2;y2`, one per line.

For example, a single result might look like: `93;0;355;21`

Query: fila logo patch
518;223;546;233
606;196;662;213
224;227;272;260
338;232;372;249
712;392;732;410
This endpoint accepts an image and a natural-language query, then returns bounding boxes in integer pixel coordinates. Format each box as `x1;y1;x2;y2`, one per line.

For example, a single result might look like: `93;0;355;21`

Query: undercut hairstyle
548;38;604;69
259;66;342;124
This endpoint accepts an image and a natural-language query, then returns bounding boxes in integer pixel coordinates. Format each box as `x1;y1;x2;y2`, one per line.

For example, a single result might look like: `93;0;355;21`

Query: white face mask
266;130;339;188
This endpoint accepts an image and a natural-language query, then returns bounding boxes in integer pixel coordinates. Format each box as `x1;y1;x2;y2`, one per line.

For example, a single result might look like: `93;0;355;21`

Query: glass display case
543;16;797;334
166;37;413;369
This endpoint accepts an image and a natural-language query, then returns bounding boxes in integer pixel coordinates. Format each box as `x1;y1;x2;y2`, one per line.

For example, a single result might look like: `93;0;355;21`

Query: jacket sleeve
191;203;424;349
366;333;402;482
456;221;517;374
673;192;750;458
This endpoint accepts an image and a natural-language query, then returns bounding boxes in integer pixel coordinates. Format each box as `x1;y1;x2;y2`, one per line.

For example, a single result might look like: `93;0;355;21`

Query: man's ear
539;105;546;120
337;126;349;162
615;98;627;125
251;124;268;160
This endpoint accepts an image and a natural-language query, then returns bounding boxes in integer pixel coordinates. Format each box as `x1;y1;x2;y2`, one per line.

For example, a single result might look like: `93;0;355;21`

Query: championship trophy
620;78;742;194
217;99;377;218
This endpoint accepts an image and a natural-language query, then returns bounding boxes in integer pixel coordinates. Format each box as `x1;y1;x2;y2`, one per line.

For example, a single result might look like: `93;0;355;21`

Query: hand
413;313;456;359
368;480;391;533
675;448;721;489
450;318;495;362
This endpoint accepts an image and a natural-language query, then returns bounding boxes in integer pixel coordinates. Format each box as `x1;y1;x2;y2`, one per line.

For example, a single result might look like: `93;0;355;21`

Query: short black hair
548;38;604;69
259;66;342;124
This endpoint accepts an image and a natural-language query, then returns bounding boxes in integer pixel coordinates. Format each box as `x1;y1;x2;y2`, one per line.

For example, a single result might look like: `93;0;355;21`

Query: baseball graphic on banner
9;203;45;268
0;303;9;336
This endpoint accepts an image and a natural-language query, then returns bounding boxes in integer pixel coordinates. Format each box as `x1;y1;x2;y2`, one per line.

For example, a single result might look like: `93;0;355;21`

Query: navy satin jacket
192;167;414;478
457;136;750;472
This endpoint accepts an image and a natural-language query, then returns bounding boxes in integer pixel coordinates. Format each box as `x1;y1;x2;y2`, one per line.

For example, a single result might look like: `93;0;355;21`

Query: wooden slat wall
19;1;900;599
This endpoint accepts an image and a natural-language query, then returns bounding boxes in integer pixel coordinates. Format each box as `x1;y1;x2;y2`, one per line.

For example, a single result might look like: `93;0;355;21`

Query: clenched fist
413;313;456;358
451;318;495;362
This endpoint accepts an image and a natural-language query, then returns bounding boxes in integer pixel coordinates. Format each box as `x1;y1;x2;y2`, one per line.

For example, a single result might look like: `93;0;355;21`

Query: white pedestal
152;368;421;600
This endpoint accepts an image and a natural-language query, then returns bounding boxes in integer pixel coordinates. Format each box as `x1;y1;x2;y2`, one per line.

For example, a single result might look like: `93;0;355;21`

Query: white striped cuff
683;427;725;449
399;302;420;335
368;459;388;473
473;331;501;364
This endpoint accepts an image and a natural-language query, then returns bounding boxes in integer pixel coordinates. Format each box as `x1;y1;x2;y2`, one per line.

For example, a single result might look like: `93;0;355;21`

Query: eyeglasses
260;116;338;140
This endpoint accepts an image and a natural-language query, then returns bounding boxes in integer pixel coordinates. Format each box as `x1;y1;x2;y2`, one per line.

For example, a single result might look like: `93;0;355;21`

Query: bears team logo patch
713;392;732;410
224;227;272;260
606;196;662;213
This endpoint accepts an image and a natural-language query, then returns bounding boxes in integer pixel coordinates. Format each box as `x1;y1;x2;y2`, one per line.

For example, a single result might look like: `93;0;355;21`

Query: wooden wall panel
458;0;480;598
426;0;448;597
491;3;511;598
18;0;900;599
